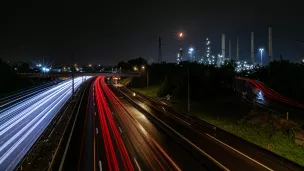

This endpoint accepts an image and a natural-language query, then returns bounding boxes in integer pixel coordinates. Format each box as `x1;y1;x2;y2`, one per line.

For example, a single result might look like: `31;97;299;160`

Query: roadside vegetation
135;86;304;166
119;58;304;166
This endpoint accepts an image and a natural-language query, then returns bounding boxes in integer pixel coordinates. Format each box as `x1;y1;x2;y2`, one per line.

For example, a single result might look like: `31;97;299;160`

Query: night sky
1;0;303;65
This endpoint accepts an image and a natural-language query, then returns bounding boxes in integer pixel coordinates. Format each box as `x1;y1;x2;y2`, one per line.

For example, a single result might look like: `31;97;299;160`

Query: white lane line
98;160;102;171
118;127;122;133
205;133;273;171
169;113;191;126
117;87;228;170
133;157;141;171
95;112;96;116
96;128;98;134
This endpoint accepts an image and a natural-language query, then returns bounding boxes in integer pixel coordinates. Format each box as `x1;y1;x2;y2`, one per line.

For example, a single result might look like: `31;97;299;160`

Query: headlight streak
0;76;91;170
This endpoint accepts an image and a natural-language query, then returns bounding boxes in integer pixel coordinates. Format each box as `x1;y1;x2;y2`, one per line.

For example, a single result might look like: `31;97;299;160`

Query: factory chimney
229;40;231;60
251;32;254;64
268;27;273;62
236;36;239;61
221;34;225;59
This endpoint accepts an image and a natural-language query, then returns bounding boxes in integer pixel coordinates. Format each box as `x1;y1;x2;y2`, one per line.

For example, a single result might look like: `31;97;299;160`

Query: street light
259;48;264;66
179;32;183;38
141;65;145;70
133;66;138;71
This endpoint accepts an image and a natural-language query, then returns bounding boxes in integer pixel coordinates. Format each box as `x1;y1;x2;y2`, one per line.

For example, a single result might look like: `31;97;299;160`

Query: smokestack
236;36;239;61
268;27;273;62
251;32;254;64
221;34;225;59
229;40;231;60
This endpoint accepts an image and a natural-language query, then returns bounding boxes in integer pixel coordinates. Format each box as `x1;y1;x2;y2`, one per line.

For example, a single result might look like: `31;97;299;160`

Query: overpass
18;72;141;79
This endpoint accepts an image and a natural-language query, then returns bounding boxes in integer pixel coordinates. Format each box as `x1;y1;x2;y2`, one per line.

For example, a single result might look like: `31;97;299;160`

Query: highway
0;81;61;109
236;77;304;109
56;76;303;171
0;77;90;171
101;77;210;170
63;76;212;171
235;77;304;122
115;84;303;171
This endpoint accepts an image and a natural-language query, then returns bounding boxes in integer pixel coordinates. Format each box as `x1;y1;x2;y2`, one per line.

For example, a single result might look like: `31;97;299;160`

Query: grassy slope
133;85;160;97
134;86;304;166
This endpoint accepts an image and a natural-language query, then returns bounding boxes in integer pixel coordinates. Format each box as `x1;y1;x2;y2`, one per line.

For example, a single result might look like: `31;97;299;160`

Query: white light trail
0;77;91;170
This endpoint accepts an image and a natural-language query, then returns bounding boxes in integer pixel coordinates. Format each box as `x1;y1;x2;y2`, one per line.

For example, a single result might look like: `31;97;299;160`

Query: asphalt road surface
115;84;303;171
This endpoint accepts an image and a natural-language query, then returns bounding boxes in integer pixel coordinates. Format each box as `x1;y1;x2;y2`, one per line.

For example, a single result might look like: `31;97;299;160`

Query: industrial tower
205;38;212;64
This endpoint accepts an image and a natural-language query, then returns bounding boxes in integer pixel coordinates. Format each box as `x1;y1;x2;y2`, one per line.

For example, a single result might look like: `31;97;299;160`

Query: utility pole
188;67;190;114
147;68;149;88
236;36;239;61
71;53;75;99
158;36;162;63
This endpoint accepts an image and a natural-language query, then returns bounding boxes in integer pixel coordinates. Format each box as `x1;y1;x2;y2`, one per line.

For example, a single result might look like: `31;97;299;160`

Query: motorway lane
110;93;211;171
100;77;211;171
0;81;59;109
61;78;97;171
0;77;89;171
94;77;134;171
117;85;280;171
78;82;95;171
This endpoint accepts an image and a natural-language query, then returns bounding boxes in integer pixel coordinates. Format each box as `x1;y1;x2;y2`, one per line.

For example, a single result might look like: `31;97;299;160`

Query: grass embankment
134;85;304;166
133;85;160;98
119;77;132;86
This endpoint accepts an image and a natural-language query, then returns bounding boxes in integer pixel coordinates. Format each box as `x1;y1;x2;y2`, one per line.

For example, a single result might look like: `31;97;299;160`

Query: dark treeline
249;60;304;103
118;58;236;100
118;58;304;102
0;59;38;95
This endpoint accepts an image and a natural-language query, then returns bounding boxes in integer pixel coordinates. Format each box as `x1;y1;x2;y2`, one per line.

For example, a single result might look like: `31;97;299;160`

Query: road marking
205;133;273;171
94;103;95;106
150;138;182;171
95;112;97;116
98;161;102;171
169;112;191;126
133;158;141;171
96;128;98;134
118;127;122;133
117;86;228;170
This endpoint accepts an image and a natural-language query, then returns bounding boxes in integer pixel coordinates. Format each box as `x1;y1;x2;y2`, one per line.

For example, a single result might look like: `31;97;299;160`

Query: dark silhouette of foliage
249;60;304;103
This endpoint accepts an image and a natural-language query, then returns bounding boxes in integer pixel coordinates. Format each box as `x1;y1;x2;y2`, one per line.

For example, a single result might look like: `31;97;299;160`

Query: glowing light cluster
235;61;254;72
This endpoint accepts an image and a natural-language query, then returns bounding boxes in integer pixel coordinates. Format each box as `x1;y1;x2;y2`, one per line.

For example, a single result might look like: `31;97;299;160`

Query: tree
127;57;147;67
158;76;172;97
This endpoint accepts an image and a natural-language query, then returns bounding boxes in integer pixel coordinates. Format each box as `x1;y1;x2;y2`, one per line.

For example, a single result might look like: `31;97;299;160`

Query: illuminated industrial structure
188;46;195;61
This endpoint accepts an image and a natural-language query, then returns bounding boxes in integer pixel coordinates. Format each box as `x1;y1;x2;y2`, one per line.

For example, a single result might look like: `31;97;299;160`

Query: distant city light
189;47;194;52
41;67;50;73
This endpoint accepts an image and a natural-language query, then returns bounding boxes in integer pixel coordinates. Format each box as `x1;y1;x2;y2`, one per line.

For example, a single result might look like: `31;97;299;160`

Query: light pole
188;67;190;114
259;48;264;66
178;32;184;62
